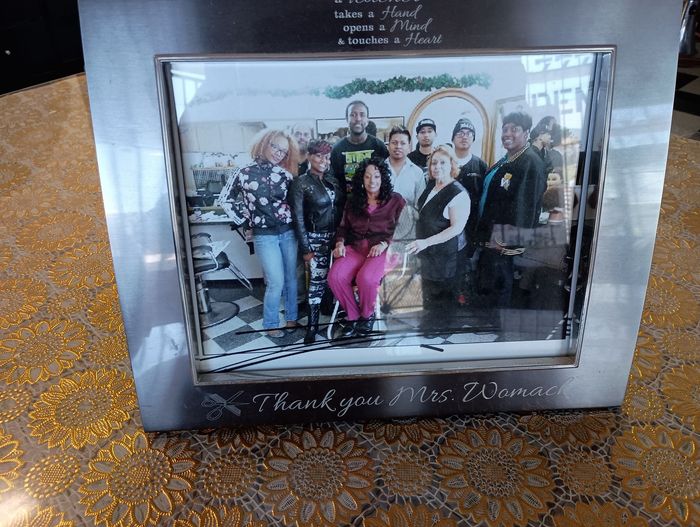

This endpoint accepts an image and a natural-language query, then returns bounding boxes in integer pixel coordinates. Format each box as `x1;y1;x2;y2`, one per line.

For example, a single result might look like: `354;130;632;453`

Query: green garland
229;73;491;99
323;73;491;99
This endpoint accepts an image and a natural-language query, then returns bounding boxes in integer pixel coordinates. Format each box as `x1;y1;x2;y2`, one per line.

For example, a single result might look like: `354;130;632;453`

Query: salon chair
192;233;252;329
199;179;225;206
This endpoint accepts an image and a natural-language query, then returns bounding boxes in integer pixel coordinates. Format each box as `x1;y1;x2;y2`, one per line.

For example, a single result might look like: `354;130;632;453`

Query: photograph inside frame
165;51;606;378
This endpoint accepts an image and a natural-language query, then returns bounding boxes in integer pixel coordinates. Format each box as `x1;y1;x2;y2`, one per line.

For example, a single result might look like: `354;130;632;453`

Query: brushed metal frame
78;0;679;430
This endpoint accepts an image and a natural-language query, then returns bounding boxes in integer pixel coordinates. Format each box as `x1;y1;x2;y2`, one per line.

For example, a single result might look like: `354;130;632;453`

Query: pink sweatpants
328;241;388;321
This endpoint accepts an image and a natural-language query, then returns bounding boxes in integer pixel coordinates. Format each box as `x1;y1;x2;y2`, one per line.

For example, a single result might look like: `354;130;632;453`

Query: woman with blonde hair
407;145;469;335
218;129;300;338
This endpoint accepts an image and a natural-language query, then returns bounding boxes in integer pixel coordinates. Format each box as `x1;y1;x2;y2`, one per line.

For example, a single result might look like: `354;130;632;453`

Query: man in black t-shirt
330;100;389;191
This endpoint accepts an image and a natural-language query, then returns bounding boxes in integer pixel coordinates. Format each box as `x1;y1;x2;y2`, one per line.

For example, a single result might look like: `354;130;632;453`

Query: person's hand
368;241;388;257
303;252;315;263
244;229;253;242
333;242;346;258
406;239;428;254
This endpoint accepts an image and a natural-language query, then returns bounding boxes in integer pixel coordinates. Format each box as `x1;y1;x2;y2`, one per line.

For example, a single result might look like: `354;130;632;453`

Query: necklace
506;142;530;163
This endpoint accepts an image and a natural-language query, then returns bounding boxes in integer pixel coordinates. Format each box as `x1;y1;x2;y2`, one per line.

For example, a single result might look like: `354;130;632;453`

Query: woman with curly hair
217;128;300;338
328;157;405;337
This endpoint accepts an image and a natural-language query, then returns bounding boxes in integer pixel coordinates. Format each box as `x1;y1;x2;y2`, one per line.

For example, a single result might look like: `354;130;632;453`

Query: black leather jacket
289;171;346;254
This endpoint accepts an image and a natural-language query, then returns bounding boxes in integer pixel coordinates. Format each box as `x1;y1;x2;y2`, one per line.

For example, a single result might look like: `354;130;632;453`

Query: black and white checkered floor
200;281;498;351
196;279;571;374
674;57;700;139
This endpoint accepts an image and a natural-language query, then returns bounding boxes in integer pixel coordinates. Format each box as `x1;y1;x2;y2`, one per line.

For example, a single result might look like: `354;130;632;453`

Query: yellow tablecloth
1;75;699;527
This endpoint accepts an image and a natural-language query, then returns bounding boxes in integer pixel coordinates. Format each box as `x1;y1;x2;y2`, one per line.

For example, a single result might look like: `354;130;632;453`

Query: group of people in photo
217;99;568;344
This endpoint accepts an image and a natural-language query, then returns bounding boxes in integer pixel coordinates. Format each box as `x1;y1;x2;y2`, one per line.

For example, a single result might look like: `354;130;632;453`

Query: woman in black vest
406;145;469;336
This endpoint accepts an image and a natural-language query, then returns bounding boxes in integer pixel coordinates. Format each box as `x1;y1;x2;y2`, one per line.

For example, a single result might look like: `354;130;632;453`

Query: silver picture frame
78;0;679;431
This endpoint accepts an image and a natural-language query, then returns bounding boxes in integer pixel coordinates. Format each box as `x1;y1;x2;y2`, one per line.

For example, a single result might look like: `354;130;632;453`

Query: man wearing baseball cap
451;118;487;175
451;117;488;242
451;118;488;306
408;118;437;169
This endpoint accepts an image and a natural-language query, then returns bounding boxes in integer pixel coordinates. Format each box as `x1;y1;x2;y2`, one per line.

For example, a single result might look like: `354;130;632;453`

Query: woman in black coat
475;111;546;307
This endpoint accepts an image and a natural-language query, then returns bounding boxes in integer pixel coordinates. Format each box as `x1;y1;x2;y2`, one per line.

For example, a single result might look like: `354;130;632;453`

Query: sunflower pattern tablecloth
1;76;699;527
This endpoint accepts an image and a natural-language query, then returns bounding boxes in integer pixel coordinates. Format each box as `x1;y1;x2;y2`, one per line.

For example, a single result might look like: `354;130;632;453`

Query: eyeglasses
454;130;473;138
270;143;289;157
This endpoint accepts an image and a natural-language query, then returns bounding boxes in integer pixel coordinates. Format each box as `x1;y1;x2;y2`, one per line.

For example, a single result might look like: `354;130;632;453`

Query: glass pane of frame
160;51;609;381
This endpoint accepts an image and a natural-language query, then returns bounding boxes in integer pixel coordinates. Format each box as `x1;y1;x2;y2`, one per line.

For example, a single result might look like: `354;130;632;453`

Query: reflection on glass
163;52;607;377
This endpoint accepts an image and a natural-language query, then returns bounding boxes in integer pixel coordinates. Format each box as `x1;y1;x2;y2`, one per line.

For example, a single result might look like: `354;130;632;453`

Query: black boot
356;313;376;335
304;304;321;344
340;320;357;338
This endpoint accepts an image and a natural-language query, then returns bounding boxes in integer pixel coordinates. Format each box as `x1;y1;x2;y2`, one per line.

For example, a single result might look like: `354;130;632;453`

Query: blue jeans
254;230;298;329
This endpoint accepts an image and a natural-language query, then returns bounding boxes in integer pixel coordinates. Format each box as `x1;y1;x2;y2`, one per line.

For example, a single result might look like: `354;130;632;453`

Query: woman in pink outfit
328;157;405;337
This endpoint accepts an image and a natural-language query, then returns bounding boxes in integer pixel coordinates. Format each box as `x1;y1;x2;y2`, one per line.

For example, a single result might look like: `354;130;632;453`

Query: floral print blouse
218;158;294;233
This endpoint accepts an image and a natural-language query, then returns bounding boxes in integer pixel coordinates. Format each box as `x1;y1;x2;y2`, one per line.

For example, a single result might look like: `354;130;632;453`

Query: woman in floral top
218;129;300;338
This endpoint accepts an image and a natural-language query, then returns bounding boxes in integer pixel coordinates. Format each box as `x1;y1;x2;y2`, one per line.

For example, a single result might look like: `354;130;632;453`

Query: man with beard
331;100;389;193
291;122;315;175
407;118;437;169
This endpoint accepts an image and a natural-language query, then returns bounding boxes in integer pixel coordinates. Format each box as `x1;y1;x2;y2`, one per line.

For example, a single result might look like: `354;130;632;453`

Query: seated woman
217;129;300;338
328;158;405;337
289;140;345;344
406;145;469;335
